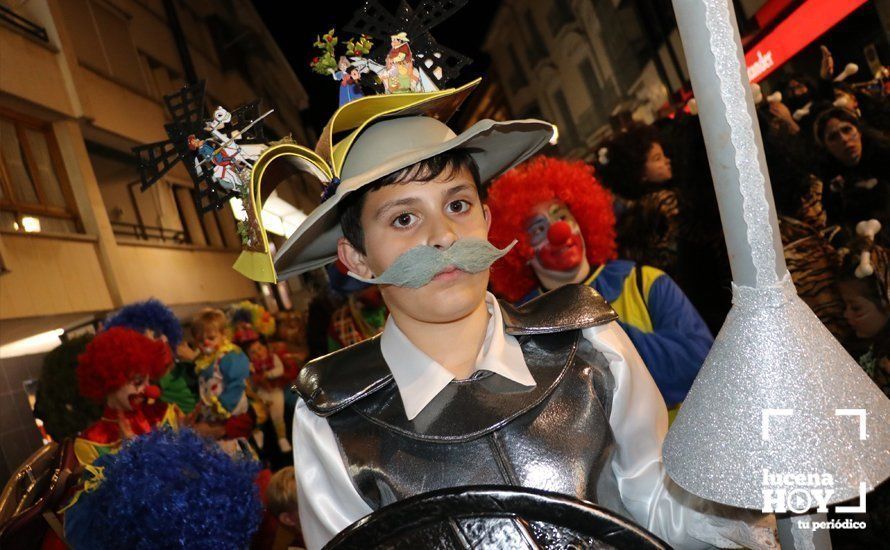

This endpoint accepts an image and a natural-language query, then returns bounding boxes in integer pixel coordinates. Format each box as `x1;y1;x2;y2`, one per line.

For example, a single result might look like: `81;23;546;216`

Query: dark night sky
252;0;501;134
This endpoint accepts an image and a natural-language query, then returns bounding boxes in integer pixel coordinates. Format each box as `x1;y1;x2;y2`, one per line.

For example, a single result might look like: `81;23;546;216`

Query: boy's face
339;166;491;324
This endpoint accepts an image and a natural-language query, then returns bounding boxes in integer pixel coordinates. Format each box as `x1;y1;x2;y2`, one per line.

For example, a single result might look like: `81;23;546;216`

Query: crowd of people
25;299;310;549
3;47;888;550
593;47;889;398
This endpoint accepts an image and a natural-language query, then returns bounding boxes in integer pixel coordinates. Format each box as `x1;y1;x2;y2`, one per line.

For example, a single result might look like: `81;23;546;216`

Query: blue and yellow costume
521;260;713;409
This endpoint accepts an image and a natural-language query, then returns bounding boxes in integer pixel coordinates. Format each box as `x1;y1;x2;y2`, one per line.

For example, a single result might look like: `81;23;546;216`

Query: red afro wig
77;327;172;403
487;156;617;302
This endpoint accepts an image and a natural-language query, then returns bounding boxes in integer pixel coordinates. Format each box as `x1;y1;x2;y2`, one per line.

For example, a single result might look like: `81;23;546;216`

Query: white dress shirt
293;293;775;550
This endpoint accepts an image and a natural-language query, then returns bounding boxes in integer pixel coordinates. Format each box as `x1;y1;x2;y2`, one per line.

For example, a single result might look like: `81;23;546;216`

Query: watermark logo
760;408;868;522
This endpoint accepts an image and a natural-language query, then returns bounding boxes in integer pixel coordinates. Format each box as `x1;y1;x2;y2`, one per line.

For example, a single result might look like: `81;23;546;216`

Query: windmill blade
132;139;180;190
229;100;266;144
163;80;206;135
413;37;472;87
343;0;400;42
192;170;238;213
406;0;468;36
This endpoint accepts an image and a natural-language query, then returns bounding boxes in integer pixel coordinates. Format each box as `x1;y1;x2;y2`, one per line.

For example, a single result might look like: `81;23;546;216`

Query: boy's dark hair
339;149;482;254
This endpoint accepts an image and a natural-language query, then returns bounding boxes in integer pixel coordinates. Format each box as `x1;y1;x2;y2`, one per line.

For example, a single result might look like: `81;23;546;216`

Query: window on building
547;0;574;35
551;90;581;149
523;11;549;67
89;142;185;244
58;0;149;94
506;48;529;91
170;185;240;250
0;113;82;235
577;57;609;129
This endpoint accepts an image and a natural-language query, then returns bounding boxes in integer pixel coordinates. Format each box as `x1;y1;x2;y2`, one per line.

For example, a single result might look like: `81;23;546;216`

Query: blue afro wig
104;298;183;348
230;307;254;326
64;429;261;550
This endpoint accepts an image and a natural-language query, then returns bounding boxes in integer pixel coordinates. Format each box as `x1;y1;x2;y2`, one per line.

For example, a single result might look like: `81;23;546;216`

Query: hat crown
340;116;458;181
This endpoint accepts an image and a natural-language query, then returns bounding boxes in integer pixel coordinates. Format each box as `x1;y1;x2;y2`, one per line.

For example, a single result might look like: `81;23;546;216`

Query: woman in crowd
758;105;852;344
813;107;890;233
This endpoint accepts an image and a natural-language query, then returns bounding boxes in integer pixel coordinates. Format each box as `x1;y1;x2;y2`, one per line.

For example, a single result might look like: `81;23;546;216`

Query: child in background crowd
837;221;890;397
595;124;681;276
263;467;305;550
236;328;295;454
191;308;254;457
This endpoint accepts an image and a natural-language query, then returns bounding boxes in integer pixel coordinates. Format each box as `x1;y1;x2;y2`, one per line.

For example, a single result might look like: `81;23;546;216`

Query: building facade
482;0;689;159
0;0;313;479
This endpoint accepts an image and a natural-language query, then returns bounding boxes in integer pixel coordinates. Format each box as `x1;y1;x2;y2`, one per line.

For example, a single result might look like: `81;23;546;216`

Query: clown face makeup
198;326;225;355
107;374;148;412
525;200;589;285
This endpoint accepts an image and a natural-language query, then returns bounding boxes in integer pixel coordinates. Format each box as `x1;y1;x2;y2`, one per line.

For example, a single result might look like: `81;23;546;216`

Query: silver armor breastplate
296;285;621;511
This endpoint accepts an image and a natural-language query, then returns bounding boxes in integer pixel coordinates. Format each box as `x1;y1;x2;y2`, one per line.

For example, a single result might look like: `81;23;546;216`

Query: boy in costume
486;157;713;410
191;307;254;457
248;81;772;549
74;327;179;466
104;298;198;414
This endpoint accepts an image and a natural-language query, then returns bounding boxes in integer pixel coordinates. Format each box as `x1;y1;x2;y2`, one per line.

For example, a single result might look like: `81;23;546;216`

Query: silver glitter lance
348;238;516;288
665;0;890;534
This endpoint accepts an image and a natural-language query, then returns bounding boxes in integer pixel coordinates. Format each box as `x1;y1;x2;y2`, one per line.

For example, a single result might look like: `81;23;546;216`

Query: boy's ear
483;203;492;233
338;237;373;278
277;511;299;529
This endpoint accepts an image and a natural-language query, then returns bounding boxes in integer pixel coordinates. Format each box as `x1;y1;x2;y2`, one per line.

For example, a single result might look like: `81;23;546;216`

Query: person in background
837;220;890;398
487;156;713;414
104;299;198;414
263;467;306;550
757;105;852;345
190;308;254;458
35;335;102;442
813;107;890;233
73;328;178;466
233;325;295;454
596;124;681;276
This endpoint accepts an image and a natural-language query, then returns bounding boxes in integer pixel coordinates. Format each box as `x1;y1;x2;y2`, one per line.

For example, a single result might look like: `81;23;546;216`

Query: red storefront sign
745;0;868;82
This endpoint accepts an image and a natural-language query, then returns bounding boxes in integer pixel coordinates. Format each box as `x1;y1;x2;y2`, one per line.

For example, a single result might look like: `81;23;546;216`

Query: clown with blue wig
104;298;199;414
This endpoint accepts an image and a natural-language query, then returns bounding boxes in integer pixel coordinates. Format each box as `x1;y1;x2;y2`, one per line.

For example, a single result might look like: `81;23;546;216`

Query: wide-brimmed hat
234;79;555;282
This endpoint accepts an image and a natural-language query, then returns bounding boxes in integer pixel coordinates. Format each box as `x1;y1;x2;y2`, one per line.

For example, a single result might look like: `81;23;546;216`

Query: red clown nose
547;221;573;245
144;385;161;400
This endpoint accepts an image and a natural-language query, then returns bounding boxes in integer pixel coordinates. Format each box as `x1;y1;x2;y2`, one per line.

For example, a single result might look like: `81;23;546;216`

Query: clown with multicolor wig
486;156;714;413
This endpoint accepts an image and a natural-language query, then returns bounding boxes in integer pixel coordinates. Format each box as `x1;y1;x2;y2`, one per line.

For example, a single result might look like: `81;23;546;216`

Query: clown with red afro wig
74;327;179;466
487;156;713;409
77;327;171;402
488;156;617;302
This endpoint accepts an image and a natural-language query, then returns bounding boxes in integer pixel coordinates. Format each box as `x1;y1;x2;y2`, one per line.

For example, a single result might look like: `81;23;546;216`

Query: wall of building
0;0;314;480
0;352;45;488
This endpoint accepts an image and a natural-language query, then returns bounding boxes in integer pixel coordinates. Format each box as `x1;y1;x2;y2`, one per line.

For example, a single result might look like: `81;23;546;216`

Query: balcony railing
0;5;48;43
111;221;185;244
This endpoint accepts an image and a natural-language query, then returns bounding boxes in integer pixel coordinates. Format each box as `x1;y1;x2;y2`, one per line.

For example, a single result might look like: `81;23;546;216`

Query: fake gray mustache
348;238;516;288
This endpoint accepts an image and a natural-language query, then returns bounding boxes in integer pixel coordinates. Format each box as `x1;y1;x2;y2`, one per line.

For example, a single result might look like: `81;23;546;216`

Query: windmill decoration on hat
132;81;273;250
311;0;473;106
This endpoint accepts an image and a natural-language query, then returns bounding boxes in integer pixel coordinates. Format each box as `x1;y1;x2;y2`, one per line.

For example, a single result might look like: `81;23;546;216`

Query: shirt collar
380;292;536;420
